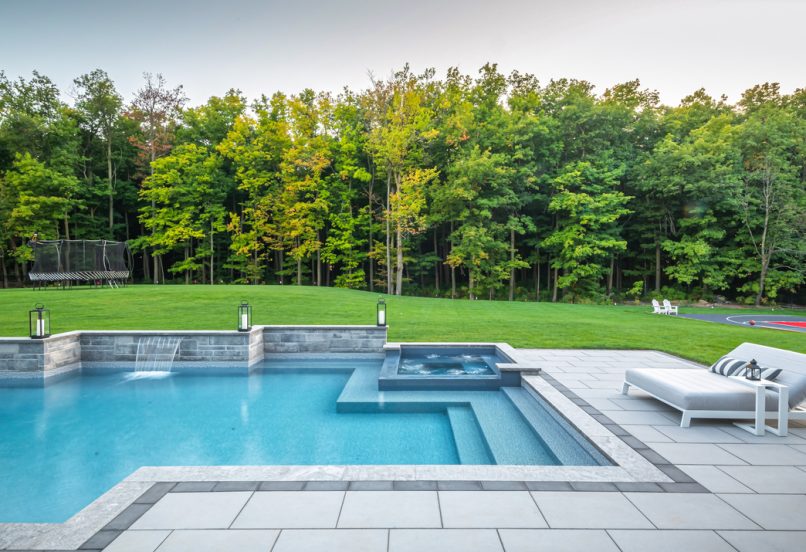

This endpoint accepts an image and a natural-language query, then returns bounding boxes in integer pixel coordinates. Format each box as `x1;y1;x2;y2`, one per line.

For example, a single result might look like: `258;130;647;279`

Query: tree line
1;65;804;305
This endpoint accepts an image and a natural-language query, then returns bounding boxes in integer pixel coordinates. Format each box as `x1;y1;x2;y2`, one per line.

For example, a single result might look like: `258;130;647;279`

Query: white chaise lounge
622;343;806;431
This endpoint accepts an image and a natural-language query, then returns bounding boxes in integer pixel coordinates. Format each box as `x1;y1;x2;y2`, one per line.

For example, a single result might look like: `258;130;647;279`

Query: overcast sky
1;0;803;106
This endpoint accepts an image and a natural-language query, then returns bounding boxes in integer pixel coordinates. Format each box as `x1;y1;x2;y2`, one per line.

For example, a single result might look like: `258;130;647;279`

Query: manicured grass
0;285;803;364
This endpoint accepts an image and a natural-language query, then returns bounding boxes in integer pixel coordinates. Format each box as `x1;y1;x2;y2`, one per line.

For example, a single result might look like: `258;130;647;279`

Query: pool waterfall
134;336;182;374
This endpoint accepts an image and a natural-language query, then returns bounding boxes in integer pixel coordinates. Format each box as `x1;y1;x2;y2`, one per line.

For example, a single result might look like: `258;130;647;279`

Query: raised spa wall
0;325;387;385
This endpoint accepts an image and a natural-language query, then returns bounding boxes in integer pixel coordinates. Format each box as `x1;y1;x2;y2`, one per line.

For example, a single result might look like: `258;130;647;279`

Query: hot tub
378;344;521;390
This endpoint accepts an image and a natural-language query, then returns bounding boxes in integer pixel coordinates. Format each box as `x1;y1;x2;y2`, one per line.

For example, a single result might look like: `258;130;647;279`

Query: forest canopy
0;65;804;305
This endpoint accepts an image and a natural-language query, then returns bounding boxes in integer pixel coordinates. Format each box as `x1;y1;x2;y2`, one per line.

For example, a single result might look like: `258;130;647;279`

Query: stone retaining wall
80;331;256;364
263;325;387;354
0;325;386;385
0;332;81;383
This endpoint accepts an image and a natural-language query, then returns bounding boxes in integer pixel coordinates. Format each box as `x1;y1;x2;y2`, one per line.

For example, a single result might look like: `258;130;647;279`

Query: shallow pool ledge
0;325;387;386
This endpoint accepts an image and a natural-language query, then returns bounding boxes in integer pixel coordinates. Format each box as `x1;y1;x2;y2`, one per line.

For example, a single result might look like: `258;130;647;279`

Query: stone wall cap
1;325;385;342
262;325;385;330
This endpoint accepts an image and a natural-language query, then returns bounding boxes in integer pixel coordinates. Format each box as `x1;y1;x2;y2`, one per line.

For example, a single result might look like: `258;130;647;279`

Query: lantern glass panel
238;301;251;331
29;304;50;339
745;359;761;381
377;298;386;327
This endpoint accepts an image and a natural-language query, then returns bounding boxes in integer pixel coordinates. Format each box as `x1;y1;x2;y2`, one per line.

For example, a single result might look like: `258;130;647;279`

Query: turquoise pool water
0;358;606;523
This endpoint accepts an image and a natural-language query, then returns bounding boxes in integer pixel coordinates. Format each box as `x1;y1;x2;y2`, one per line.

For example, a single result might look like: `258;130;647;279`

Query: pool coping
0;349;701;551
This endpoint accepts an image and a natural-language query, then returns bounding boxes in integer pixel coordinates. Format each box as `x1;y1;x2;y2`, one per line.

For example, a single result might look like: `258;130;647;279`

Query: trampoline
28;240;131;288
679;313;806;334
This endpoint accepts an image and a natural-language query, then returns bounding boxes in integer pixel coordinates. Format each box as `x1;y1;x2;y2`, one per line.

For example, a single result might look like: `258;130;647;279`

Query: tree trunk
1;255;7;288
655;239;661;292
385;173;392;295
755;189;772;307
296;239;302;285
450;221;456;299
756;256;770;307
368;167;374;292
10;239;22;285
535;256;540;301
508;228;515;301
316;234;321;286
551;267;559;302
607;255;614;296
468;270;475;300
153;248;159;284
184;244;190;285
107;136;114;235
434;229;440;292
395;224;403;296
297;257;302;285
140;249;151;281
210;224;215;285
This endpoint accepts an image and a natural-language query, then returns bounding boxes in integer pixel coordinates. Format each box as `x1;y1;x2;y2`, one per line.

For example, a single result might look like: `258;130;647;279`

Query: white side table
728;376;789;436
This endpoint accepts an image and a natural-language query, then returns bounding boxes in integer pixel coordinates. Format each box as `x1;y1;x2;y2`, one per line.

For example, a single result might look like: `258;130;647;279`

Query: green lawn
0;285;803;364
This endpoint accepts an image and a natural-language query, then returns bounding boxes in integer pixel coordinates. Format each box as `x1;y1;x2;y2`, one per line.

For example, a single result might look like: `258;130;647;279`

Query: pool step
502;387;608;466
334;362;597;465
446;406;495;464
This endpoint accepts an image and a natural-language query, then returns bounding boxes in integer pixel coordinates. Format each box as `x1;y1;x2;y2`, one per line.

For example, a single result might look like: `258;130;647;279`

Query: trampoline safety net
29;240;130;284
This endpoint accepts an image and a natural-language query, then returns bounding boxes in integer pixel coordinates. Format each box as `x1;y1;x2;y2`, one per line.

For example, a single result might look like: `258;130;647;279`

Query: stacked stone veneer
263;325;387;354
0;332;81;383
0;325;386;385
79;331;264;365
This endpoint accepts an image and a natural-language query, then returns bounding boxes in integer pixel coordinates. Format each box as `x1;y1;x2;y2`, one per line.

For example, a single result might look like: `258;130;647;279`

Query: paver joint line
228;491;256;529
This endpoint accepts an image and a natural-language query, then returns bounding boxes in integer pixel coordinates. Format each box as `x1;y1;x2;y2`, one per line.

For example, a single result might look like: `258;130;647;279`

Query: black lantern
238;301;252;332
376;297;387;327
745;359;761;381
29;303;50;339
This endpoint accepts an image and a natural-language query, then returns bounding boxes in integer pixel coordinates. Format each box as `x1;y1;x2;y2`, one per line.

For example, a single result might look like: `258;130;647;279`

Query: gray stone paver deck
608;529;737;552
438;491;546;528
389;529;504;552
153;529;279;552
231;491;344;528
498;529;621;552
101;530;169;552
272;529;388;552
623;493;759;529
89;349;806;551
337;491;441;528
718;530;806;552
5;348;806;551
129;491;252;529
530;491;653;529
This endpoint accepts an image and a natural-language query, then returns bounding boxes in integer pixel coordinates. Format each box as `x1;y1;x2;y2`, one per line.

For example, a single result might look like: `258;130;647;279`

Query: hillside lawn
0;286;803;365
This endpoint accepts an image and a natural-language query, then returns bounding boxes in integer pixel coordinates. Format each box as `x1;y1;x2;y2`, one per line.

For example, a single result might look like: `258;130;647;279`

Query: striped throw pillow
760;367;783;381
709;356;747;376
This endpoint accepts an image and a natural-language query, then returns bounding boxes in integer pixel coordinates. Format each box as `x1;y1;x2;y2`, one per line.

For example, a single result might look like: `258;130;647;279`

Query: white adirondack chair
651;299;663;314
663;299;678;315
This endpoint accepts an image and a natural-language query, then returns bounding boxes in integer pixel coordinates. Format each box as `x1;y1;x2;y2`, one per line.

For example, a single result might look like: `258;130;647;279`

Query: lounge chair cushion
776;370;806;408
760;367;783;381
709;356;747;376
625;368;781;411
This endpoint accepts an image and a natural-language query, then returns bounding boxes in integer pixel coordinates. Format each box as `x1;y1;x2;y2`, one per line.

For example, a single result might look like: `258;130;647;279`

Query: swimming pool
0;358;608;522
